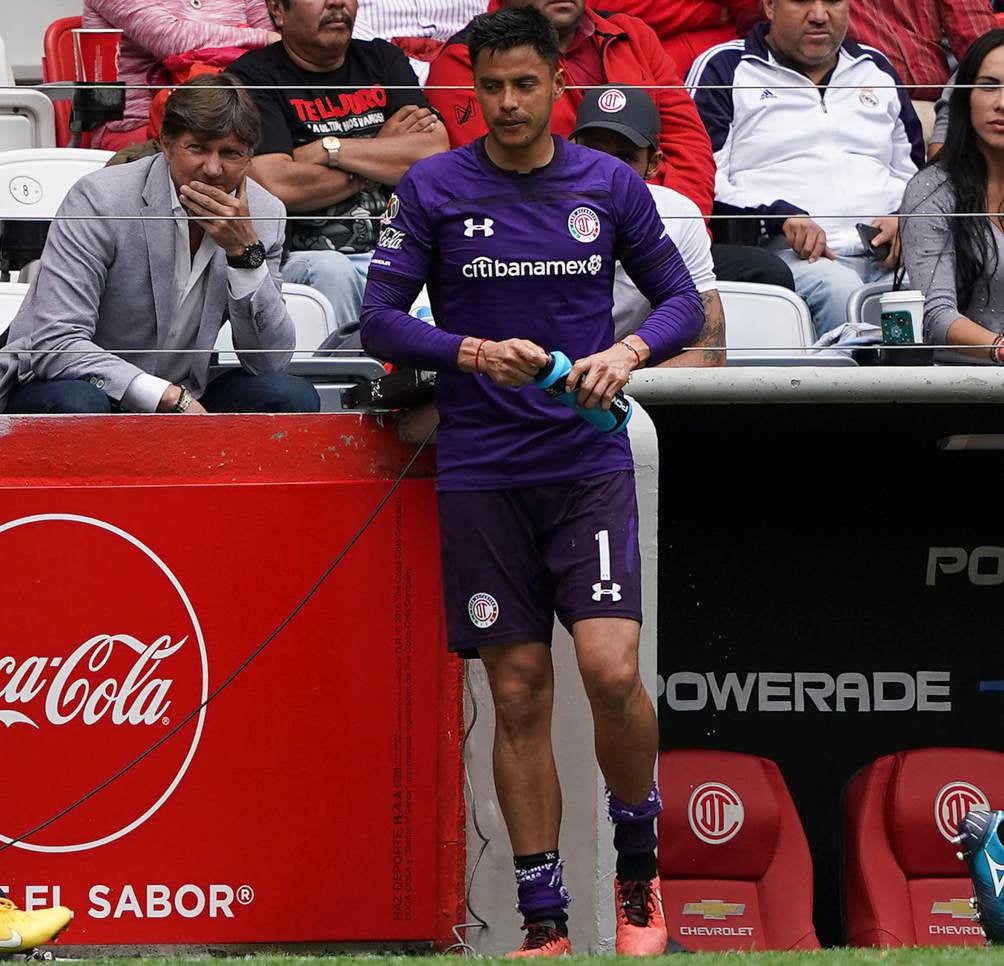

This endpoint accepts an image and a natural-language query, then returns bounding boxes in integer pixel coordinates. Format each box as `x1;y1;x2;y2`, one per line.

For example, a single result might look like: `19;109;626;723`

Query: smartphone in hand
856;222;891;261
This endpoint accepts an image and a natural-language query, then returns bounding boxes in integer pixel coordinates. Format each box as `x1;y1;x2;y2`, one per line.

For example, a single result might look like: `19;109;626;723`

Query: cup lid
878;289;924;303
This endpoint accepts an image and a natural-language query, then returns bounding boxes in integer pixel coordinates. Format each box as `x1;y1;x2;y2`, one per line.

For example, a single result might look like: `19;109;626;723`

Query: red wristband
475;338;488;375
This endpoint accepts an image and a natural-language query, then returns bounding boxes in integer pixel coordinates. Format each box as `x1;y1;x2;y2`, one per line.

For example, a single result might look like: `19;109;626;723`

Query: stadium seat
0;89;56;151
216;283;338;363
844;747;1004;947
42;16;83;148
0;148;112;278
718;281;815;362
658;749;821;952
846;280;894;328
216;283;385;411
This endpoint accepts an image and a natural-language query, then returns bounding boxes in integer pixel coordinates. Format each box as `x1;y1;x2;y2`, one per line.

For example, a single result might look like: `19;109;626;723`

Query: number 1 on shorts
592;529;622;602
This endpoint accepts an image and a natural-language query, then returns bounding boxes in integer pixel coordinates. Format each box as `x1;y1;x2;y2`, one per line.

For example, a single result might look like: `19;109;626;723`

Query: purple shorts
438;470;642;657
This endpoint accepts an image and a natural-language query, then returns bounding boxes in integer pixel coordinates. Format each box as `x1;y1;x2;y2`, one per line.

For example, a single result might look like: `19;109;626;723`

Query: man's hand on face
782;215;836;263
377;104;442;138
179;178;258;258
870;216;901;270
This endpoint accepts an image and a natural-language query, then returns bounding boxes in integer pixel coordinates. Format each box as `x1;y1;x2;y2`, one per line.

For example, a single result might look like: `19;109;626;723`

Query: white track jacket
686;24;925;255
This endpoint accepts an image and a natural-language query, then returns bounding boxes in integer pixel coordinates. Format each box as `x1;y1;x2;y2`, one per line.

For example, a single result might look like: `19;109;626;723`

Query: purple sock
513;851;571;926
608;784;662;879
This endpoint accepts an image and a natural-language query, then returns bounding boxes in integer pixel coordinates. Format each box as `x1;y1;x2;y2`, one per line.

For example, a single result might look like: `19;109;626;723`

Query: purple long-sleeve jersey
361;136;703;491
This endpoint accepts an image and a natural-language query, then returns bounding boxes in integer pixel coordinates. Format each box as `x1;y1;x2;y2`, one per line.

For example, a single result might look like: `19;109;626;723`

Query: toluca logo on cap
598;89;627;113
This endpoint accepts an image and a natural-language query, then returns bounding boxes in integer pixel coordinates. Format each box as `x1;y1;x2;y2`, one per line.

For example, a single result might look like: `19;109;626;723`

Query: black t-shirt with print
229;40;427;254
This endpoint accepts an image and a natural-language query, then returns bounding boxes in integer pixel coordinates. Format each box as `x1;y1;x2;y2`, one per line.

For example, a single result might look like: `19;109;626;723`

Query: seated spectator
847;0;995;102
688;0;925;337
0;76;319;416
571;86;725;367
353;0;483;40
902;28;1004;363
83;0;278;150
228;0;449;343
594;0;762;76
352;0;484;82
0;890;71;952
425;0;716;216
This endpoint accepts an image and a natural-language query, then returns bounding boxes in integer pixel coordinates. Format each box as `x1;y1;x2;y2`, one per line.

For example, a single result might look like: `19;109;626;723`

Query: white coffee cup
879;289;925;344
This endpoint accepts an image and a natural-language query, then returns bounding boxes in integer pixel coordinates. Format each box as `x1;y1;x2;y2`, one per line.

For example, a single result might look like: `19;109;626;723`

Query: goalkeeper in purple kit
360;6;701;957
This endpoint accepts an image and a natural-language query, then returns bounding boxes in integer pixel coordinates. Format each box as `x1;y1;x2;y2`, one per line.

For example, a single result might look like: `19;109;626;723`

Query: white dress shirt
120;181;269;412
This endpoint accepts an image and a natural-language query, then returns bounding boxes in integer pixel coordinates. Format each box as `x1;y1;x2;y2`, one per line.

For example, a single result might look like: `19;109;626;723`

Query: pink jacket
82;0;273;135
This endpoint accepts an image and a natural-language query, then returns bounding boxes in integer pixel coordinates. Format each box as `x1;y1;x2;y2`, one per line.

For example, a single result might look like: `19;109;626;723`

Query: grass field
62;952;1004;966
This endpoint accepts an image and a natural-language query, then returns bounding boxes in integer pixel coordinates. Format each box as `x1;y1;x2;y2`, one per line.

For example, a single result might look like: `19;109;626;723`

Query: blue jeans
774;250;894;339
281;250;373;344
7;369;320;414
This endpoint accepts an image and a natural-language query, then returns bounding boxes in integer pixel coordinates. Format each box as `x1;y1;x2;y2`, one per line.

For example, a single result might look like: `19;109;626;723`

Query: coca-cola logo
0;515;207;853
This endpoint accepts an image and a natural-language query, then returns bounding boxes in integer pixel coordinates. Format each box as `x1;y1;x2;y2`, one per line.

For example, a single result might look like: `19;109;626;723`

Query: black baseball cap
571;86;660;150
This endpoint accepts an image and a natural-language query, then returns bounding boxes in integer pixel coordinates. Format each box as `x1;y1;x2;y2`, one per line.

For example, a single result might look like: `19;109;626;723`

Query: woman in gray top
902;28;1004;363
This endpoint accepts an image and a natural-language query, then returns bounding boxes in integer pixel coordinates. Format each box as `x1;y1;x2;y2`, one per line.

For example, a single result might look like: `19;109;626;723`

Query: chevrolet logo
682;900;746;920
931;899;976;920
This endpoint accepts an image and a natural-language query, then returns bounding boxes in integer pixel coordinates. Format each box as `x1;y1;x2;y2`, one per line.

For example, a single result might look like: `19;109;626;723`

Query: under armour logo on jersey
760;89;776;101
591;529;622;602
464;218;495;238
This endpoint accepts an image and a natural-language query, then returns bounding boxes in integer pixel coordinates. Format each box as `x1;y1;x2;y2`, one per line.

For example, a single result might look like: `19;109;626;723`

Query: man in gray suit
0;75;319;414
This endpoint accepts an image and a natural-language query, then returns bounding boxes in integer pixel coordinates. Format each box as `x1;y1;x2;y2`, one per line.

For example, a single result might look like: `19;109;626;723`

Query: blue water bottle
534;350;632;434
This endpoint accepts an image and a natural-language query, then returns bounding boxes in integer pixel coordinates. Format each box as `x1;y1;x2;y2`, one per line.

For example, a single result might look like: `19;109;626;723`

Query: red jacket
425;4;715;215
593;0;762;75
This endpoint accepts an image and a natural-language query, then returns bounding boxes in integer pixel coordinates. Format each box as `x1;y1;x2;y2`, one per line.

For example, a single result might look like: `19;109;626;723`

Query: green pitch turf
69;951;1004;965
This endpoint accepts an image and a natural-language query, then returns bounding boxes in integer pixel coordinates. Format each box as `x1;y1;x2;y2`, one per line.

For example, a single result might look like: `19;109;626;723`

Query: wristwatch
171;386;193;414
226;240;266;270
322;135;342;167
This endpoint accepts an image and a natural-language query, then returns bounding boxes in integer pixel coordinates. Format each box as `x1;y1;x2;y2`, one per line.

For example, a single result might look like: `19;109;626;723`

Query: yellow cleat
0;898;72;953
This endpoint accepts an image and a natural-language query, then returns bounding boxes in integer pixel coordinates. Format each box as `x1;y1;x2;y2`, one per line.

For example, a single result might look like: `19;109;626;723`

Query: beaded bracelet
992;333;1004;366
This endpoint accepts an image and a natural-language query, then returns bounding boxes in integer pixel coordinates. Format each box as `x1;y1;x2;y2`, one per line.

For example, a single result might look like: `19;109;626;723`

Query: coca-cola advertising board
0;415;464;946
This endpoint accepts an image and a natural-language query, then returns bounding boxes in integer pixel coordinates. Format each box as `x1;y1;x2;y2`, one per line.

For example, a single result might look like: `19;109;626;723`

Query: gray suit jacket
0;153;295;410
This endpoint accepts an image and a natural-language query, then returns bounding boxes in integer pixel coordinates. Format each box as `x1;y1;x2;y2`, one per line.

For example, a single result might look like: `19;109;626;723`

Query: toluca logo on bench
0;515;207;853
688;782;744;845
934;782;989;842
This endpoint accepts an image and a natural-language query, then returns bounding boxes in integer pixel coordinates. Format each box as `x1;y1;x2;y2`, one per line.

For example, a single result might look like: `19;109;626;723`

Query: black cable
0;426;435;854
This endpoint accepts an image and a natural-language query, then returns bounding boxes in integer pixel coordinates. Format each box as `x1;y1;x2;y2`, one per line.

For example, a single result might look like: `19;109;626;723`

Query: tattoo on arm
697;290;726;366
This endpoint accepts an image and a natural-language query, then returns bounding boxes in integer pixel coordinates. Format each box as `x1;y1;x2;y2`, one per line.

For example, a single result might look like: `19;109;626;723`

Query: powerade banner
653;402;1004;947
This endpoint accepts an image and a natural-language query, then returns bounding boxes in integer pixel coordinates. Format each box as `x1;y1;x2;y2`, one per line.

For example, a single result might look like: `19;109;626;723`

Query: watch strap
171;386;193;414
